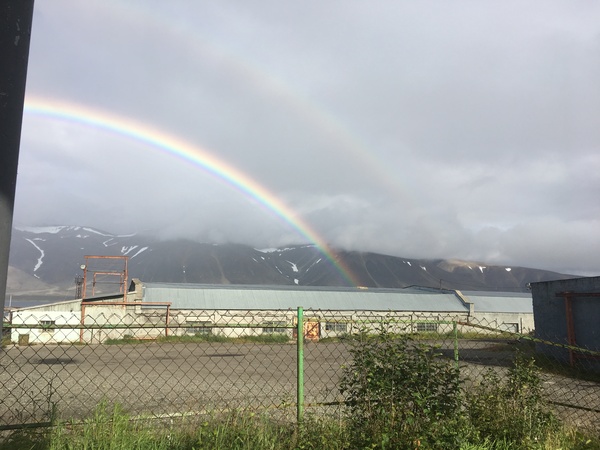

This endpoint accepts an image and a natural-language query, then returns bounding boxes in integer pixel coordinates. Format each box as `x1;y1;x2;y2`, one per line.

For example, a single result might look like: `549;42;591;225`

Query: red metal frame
557;291;600;366
81;256;128;300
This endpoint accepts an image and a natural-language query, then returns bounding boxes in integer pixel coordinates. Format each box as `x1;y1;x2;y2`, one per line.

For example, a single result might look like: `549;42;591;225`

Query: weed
105;336;149;345
237;333;289;344
340;325;467;449
466;352;558;447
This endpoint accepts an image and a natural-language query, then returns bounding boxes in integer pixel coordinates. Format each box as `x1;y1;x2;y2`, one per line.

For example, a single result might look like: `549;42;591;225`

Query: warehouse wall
531;276;600;368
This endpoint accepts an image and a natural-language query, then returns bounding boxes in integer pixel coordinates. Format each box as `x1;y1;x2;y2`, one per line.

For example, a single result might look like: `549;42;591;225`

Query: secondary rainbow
24;96;360;286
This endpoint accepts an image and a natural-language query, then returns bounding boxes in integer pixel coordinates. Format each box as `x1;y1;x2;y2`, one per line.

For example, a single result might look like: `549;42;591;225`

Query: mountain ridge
7;226;575;301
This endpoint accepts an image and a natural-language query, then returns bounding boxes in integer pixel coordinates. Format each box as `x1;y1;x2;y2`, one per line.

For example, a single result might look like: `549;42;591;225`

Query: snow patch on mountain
82;227;115;237
121;246;139;256
24;238;45;272
305;258;322;272
103;238;117;247
256;245;315;254
131;247;148;259
257;247;290;253
16;225;136;239
17;226;69;234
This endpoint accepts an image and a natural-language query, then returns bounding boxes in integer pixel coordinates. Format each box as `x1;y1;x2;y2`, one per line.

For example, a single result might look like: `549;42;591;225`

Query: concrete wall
471;312;535;334
81;304;143;343
9;298;150;344
165;309;469;340
11;301;536;344
12;309;81;344
531;276;600;367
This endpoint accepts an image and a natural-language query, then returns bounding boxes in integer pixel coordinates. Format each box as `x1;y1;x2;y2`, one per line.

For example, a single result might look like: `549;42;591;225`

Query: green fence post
297;306;304;425
453;321;459;369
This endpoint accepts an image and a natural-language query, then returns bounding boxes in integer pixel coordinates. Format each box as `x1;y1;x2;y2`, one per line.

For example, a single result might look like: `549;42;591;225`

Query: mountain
7;226;575;302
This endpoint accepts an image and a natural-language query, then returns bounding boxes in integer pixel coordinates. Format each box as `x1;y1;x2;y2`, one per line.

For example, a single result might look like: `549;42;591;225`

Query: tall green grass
0;404;347;450
2;403;599;450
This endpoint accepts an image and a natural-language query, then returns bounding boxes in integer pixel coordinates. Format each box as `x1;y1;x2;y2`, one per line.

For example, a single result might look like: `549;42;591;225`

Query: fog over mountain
7;226;575;305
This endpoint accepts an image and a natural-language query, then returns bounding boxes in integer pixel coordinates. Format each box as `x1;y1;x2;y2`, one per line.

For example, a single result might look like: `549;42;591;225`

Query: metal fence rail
1;308;599;431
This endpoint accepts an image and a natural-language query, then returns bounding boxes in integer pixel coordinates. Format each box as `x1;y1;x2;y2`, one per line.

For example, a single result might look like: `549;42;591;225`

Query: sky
13;0;600;276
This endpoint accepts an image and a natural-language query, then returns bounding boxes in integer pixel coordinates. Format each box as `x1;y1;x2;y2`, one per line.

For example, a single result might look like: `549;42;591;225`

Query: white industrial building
9;280;534;344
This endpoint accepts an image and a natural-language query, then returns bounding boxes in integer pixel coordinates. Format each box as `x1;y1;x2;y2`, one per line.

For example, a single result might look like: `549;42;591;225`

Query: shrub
466;352;558;447
339;326;467;449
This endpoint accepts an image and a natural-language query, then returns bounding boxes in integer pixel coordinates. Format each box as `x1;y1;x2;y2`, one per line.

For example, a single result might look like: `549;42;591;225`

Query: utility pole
0;1;35;346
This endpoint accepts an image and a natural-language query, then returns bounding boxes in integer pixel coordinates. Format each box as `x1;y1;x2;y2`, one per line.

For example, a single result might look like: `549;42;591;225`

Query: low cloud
14;0;600;276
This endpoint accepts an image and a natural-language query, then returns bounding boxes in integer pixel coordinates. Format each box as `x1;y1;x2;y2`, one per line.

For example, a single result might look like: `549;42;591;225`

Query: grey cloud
14;0;600;276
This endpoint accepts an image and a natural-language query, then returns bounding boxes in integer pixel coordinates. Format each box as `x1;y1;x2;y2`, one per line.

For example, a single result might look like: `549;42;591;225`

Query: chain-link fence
1;307;599;431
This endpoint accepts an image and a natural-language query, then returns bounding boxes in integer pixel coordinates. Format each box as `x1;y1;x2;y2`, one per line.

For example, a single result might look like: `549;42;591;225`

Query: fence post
297;306;304;424
453;321;459;369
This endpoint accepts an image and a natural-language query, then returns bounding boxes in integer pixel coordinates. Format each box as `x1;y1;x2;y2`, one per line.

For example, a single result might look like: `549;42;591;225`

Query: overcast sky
14;0;600;276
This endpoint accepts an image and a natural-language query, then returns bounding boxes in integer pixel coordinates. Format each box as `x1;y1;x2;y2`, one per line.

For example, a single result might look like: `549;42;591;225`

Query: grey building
531;276;600;368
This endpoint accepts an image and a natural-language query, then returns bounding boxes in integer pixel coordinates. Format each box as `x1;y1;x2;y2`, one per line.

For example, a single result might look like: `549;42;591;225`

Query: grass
105;332;290;345
0;404;348;450
1;403;599;450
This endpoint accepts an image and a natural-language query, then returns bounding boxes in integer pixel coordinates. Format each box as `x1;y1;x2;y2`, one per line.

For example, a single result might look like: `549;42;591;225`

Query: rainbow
98;1;416;205
23;96;361;286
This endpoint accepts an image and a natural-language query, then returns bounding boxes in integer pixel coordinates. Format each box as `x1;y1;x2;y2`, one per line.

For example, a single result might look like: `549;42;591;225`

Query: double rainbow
23;97;361;286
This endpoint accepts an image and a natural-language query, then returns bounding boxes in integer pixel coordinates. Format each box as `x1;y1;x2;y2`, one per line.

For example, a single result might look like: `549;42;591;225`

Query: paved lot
1;339;599;428
0;341;350;426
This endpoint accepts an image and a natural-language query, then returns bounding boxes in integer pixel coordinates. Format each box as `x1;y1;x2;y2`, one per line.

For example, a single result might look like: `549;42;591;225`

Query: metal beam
0;1;35;347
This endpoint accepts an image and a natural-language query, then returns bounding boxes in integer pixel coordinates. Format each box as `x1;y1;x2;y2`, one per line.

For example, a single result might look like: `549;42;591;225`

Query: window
187;321;212;335
499;323;519;333
416;322;438;333
325;322;347;333
40;320;56;335
262;321;286;334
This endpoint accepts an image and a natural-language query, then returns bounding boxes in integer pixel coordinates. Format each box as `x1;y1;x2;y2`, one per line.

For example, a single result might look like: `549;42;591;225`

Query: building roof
462;291;533;313
10;298;82;313
141;282;469;312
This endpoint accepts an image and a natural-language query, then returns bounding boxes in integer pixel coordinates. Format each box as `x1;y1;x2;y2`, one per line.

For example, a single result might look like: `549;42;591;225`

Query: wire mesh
1;308;599;431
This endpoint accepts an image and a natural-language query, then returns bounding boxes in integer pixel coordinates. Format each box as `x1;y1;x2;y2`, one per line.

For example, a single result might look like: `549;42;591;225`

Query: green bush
339;326;467;449
466;353;558;447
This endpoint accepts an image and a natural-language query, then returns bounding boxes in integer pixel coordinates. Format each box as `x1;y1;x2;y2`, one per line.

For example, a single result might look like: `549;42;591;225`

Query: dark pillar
0;1;35;345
